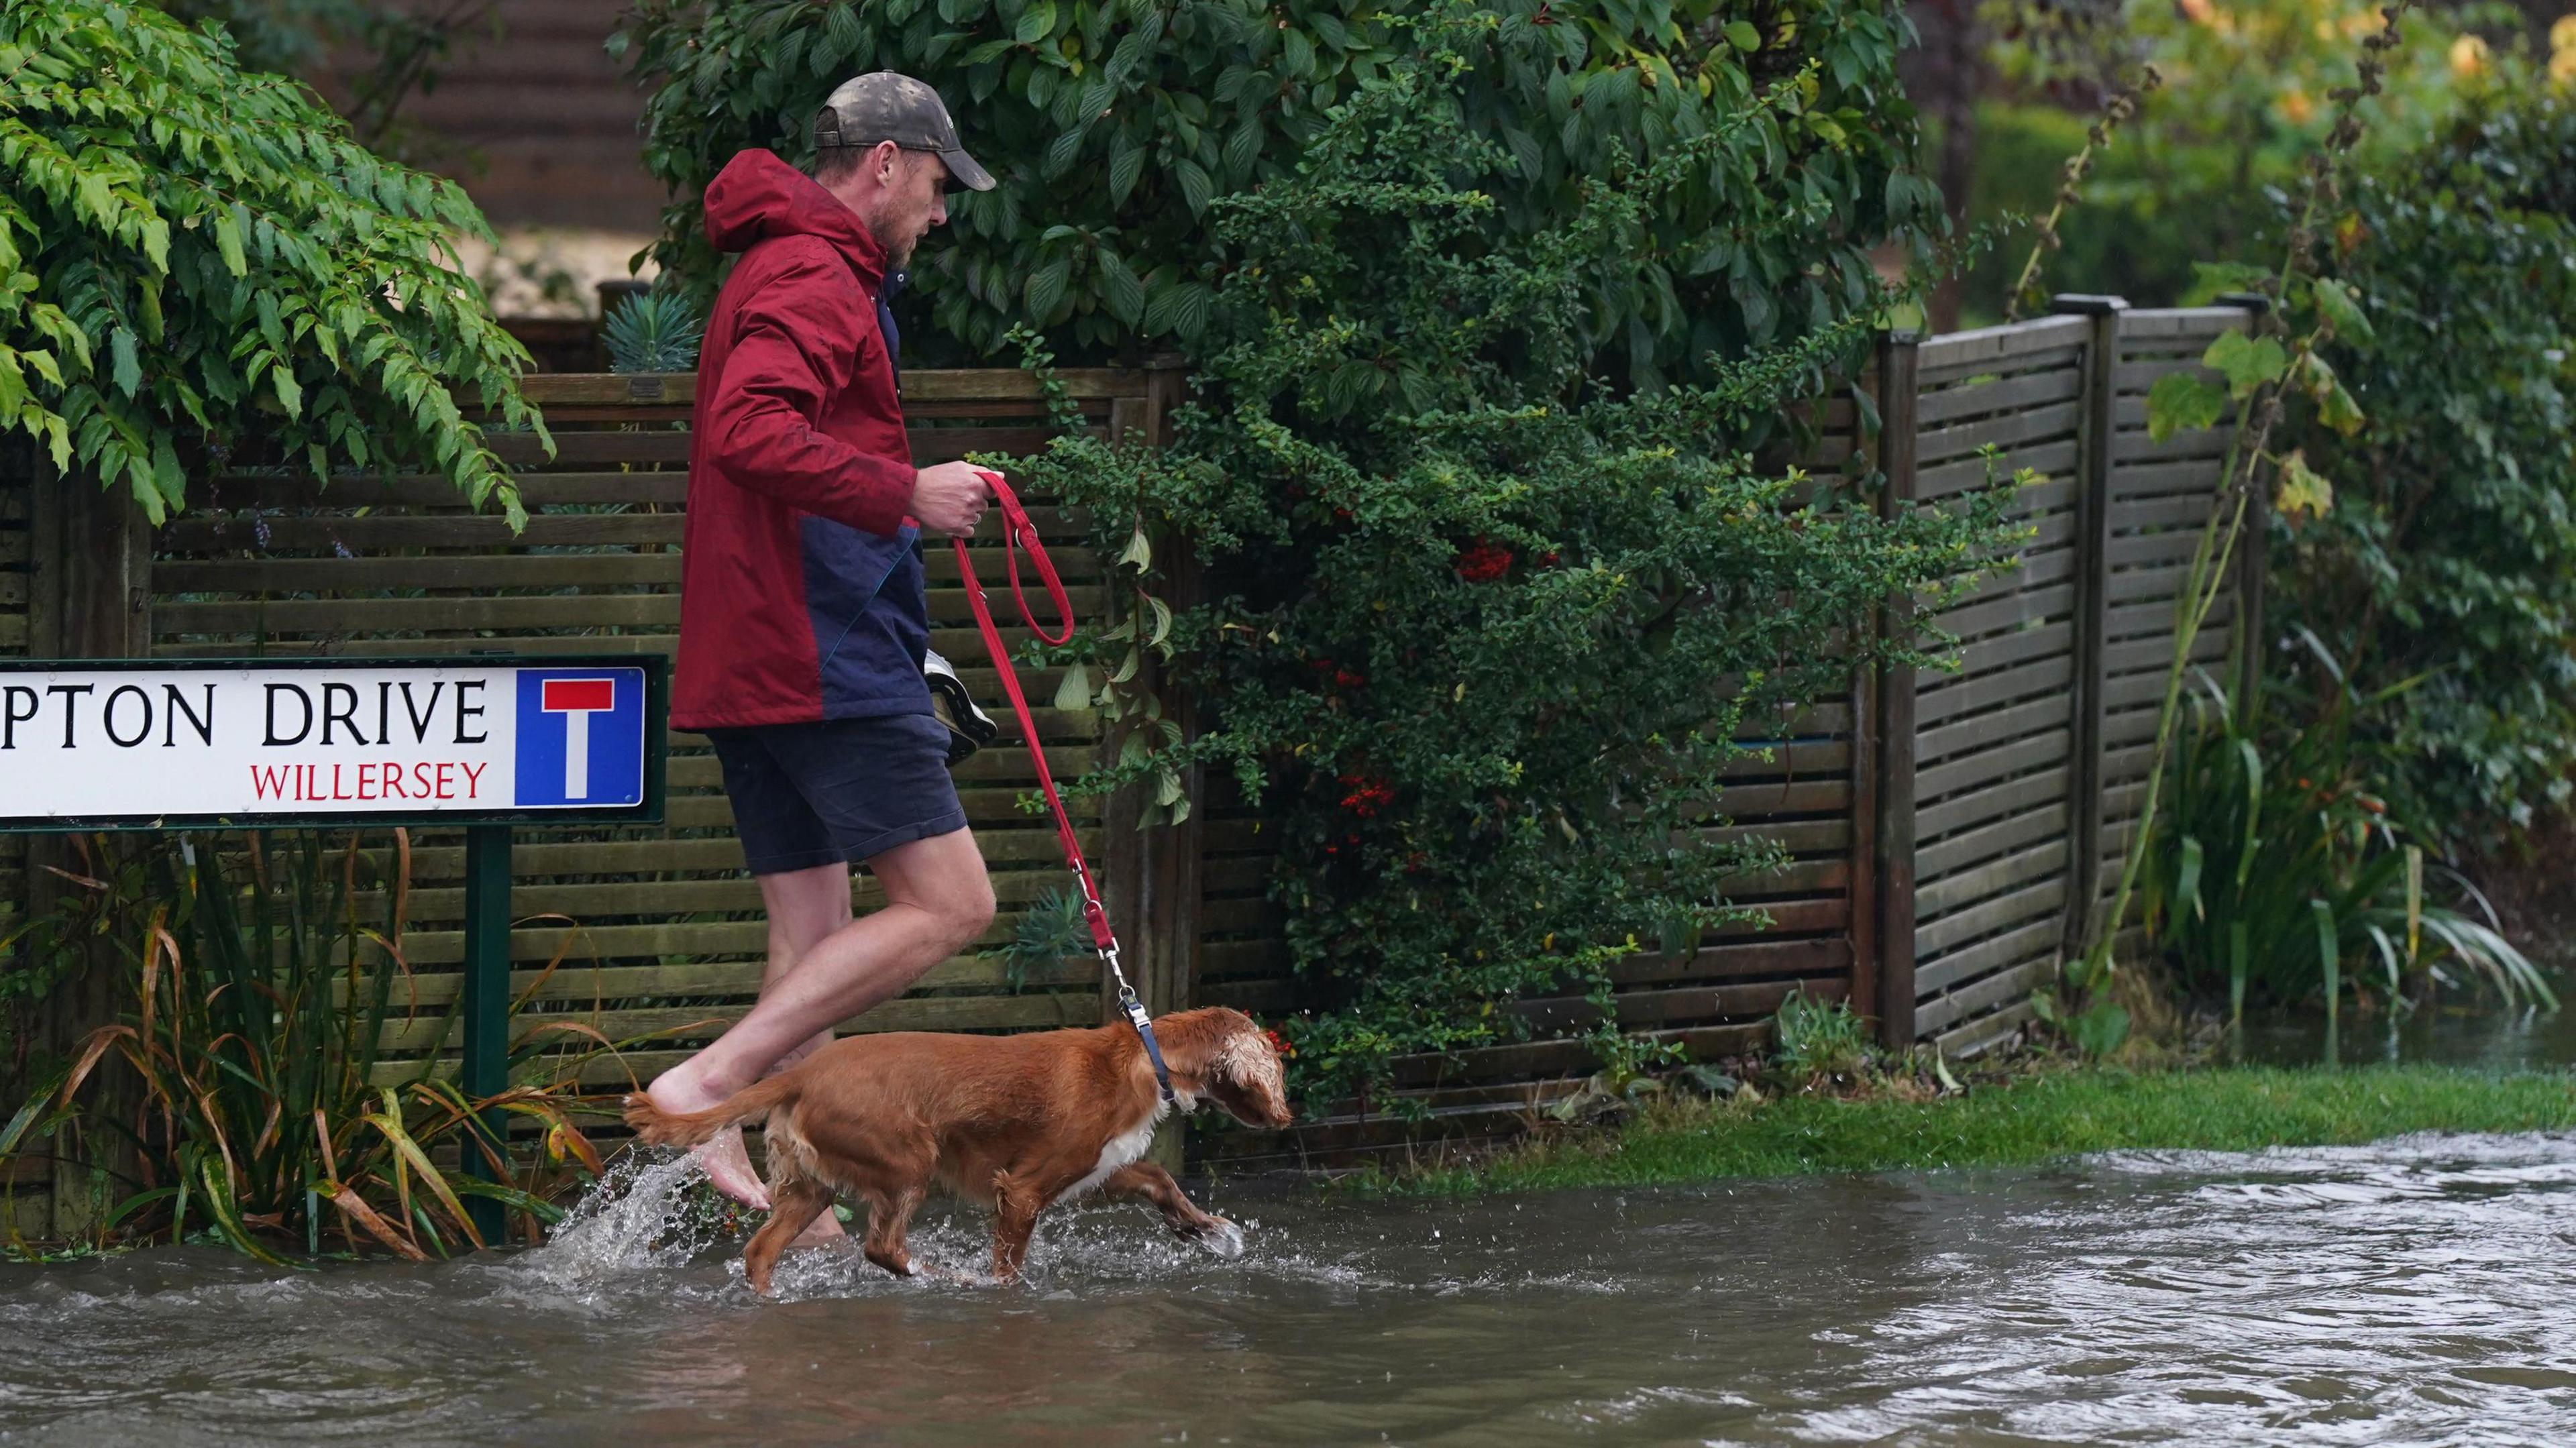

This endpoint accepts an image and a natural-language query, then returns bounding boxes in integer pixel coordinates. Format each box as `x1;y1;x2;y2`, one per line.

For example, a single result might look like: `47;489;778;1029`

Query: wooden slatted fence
5;296;2257;1186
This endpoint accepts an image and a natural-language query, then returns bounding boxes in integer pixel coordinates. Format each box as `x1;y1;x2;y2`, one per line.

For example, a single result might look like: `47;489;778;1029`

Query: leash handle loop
959;469;1173;1105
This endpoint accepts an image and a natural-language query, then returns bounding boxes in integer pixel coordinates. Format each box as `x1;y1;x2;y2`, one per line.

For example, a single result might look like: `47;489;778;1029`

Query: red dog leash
958;469;1174;1103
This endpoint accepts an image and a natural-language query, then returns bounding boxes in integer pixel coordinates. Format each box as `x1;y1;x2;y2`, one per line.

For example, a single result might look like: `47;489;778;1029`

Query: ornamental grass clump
1006;13;2021;1111
3;834;611;1262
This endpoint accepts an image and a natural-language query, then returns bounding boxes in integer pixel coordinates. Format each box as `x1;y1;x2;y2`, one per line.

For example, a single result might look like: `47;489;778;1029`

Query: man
649;72;1001;1219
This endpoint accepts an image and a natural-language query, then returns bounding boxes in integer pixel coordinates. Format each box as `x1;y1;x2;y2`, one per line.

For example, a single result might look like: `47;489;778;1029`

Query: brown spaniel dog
624;1006;1294;1292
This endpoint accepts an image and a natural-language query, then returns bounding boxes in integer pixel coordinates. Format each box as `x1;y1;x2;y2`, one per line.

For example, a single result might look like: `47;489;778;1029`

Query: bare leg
649;861;853;1210
743;1177;837;1298
755;873;856;1244
646;833;994;1207
1103;1162;1244;1256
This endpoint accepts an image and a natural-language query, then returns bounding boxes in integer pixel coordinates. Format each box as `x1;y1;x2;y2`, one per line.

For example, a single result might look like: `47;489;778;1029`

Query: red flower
1333;667;1366;689
1537;549;1561;566
1453;541;1513;581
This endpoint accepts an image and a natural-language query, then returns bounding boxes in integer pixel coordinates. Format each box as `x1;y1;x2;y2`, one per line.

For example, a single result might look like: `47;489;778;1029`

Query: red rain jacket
674;149;928;731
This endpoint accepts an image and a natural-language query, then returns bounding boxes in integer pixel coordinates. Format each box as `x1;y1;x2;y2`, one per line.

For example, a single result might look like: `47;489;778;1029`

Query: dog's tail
622;1074;798;1149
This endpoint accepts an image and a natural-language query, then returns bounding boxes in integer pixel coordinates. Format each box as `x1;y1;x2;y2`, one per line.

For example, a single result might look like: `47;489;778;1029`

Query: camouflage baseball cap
813;72;995;193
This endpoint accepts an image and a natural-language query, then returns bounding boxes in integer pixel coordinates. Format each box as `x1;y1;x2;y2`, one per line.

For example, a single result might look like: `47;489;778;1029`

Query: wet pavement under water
6;1116;2576;1447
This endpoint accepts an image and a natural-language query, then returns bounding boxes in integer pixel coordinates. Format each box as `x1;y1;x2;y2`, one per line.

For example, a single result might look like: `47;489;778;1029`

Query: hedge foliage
613;0;1940;384
1004;18;2014;1106
2275;87;2576;840
0;1;542;523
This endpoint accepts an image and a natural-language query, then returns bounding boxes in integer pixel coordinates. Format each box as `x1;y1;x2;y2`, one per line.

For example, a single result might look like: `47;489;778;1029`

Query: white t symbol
538;678;616;799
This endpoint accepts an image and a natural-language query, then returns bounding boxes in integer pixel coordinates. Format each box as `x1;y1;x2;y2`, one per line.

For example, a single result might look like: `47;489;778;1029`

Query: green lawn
1373;1066;2576;1196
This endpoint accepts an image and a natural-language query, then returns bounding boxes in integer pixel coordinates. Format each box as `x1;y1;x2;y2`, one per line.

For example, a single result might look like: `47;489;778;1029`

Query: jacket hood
703;148;886;283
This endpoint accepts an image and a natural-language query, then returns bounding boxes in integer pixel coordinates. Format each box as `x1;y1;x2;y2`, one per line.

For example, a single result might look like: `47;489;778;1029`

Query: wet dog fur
623;1006;1294;1292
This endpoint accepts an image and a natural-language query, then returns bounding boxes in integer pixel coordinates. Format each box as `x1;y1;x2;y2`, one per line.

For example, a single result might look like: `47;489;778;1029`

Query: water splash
519;1149;737;1290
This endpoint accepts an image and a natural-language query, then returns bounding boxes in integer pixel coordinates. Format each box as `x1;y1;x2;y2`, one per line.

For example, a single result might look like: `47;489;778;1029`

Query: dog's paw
1193;1218;1247;1259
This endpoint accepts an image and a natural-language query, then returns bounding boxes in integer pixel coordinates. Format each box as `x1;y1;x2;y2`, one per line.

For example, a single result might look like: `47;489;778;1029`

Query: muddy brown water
6;1123;2576;1447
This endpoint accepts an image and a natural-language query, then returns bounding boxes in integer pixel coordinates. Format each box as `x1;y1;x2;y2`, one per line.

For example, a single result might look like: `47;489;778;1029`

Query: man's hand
911;461;994;537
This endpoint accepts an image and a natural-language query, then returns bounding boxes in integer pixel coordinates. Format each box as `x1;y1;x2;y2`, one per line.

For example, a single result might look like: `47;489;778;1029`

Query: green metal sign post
461;823;516;1243
0;655;667;1251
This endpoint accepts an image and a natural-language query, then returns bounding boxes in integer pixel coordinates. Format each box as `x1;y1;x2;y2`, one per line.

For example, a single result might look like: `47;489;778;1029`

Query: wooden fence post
1871;331;1920;1050
2052;295;2127;961
23;465;152;1237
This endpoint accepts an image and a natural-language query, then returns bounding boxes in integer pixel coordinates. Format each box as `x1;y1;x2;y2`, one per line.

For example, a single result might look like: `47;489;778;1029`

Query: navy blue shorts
704;714;967;875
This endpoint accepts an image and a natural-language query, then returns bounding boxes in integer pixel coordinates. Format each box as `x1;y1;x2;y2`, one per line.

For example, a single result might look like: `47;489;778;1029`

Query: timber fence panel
139;370;1157;1100
2094;307;2255;956
1902;315;2093;1056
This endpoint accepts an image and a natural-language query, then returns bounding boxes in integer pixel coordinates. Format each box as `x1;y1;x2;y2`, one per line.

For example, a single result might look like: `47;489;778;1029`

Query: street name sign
0;657;665;828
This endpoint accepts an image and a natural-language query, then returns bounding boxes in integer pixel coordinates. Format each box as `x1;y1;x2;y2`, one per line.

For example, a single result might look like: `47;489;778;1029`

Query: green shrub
0;1;543;524
2273;87;2576;840
1007;26;2015;1109
612;0;1941;382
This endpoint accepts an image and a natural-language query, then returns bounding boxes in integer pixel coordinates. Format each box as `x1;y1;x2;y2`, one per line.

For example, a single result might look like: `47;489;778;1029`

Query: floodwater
7;1127;2576;1446
2240;1001;2576;1072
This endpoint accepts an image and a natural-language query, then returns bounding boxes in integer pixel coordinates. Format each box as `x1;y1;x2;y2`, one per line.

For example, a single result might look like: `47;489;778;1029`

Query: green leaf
1107;142;1144;206
109;327;140;397
1723;20;1762;50
1116;525;1151;571
2273;448;2333;522
1052;661;1093;713
2307;278;2374;347
1173;158;1214;217
1015;1;1057;45
1044;127;1084;178
2145;371;2228;442
2312;897;2342;1007
212;211;247;278
2318;380;2365;436
1171;283;1212;340
825;2;862;58
1025;260;1071;320
2203;330;2286;398
1095;245;1144;325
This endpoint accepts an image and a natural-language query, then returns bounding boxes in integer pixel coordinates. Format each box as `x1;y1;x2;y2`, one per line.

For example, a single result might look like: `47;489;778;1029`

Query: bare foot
645;1072;771;1210
788;1211;848;1249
